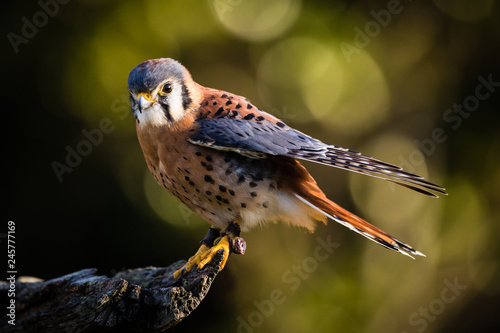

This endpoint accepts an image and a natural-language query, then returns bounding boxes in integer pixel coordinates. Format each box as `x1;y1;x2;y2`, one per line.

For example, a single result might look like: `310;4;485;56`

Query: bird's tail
295;193;425;258
280;157;424;258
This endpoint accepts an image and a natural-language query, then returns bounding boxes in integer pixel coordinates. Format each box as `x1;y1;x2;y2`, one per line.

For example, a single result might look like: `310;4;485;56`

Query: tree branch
0;250;225;332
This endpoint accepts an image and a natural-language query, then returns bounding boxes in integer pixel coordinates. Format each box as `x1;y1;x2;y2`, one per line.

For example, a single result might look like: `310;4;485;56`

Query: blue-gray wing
189;116;446;197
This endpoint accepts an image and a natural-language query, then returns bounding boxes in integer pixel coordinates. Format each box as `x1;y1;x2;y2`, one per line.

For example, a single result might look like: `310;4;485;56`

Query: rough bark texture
0;251;225;332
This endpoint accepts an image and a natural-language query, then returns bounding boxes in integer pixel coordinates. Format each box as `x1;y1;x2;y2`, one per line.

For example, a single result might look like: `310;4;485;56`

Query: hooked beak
136;92;154;113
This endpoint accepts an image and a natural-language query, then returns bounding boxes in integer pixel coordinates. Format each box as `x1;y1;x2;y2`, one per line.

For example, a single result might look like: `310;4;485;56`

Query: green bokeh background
6;0;500;332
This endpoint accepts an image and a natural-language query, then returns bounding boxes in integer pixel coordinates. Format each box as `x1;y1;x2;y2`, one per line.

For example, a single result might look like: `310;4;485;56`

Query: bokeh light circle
214;0;301;42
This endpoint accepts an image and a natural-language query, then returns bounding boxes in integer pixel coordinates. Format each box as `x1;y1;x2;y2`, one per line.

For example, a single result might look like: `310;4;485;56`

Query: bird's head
128;58;201;127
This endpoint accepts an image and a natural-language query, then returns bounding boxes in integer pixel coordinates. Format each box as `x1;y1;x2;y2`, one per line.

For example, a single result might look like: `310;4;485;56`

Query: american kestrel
127;58;446;278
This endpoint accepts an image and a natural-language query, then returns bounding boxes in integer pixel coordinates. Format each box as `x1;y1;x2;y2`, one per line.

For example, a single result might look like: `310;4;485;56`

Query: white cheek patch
136;104;170;128
167;84;185;122
135;84;186;128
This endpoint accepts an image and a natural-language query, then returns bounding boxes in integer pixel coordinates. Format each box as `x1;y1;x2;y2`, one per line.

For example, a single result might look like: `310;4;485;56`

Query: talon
173;267;183;279
173;244;210;278
172;222;244;278
198;235;230;271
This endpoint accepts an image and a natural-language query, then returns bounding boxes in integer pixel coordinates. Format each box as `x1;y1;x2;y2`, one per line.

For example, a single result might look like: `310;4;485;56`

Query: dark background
5;0;500;332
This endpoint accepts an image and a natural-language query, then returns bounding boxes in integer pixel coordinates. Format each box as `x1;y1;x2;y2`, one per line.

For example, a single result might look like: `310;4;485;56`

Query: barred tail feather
295;194;425;258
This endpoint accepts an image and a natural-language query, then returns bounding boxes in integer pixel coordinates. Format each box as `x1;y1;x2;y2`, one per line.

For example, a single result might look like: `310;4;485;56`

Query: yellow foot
173;244;210;278
199;235;230;271
173;236;230;278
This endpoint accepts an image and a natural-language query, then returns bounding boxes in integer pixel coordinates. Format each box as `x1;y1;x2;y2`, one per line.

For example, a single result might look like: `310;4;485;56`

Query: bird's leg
198;218;246;270
173;227;221;278
173;219;247;278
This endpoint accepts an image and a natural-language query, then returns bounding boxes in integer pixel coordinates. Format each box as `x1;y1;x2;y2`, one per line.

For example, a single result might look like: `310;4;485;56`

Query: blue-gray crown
128;58;186;93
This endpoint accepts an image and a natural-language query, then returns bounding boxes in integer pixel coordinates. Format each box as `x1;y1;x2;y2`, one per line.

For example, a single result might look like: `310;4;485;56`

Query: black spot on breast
247;104;253;109
241;203;247;208
250;192;257;197
237;175;246;184
195;152;202;156
225;100;232;106
263;201;269;208
235;104;242;109
221;94;228;98
249;181;258;188
185;176;190;181
219;185;227;192
204;175;215;184
243;113;255;120
276;122;286;128
205;190;212;195
215;195;223;201
214;107;225;117
206;155;213;162
196;111;211;120
212;101;218;106
228;189;235;196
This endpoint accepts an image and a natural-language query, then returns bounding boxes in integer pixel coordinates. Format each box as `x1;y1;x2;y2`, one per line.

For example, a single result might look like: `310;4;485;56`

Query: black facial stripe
181;84;192;110
160;103;173;122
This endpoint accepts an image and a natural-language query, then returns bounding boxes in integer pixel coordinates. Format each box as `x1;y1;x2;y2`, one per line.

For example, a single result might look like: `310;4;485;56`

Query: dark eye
160;82;173;95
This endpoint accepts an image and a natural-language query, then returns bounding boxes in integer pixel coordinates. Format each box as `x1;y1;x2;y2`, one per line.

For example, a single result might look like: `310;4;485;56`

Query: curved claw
172;222;246;278
198;235;230;271
173;244;210;278
173;236;232;278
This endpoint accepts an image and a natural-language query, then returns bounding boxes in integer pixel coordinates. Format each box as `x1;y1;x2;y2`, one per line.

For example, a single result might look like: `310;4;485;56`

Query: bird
127;58;446;278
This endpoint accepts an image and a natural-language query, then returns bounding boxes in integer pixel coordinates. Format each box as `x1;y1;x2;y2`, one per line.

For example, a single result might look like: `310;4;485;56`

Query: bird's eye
160;82;173;95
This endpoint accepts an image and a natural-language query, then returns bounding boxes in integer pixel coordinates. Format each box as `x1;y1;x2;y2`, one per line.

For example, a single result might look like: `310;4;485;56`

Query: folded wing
190;109;446;197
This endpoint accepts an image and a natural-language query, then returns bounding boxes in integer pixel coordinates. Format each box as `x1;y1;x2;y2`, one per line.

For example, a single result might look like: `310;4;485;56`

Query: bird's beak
137;92;154;113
